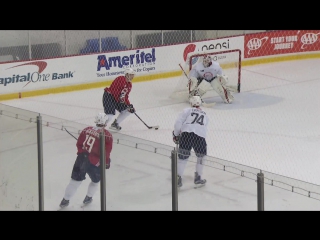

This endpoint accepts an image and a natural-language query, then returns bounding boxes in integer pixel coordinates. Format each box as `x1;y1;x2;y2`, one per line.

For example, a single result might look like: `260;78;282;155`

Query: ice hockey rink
1;57;320;210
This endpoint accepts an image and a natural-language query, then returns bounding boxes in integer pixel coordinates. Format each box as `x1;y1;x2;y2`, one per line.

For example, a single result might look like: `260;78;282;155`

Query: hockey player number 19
83;134;95;153
191;113;204;126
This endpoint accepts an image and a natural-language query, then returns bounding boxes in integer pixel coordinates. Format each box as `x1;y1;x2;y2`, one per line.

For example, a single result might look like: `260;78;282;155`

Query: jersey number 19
83;134;96;153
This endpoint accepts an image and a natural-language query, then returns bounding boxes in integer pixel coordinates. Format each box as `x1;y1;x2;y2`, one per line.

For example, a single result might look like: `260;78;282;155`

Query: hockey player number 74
191;113;204;125
83;134;95;153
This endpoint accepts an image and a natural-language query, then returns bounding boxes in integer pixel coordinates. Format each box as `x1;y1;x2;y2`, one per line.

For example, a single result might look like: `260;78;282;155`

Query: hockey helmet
189;96;202;107
124;68;136;82
94;113;108;126
202;55;212;67
124;68;136;75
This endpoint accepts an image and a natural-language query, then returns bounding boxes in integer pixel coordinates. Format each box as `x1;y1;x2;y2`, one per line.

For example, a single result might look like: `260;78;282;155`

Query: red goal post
170;49;242;100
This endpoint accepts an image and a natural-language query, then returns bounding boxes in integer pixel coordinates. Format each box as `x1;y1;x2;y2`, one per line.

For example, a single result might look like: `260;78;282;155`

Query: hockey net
169;49;241;101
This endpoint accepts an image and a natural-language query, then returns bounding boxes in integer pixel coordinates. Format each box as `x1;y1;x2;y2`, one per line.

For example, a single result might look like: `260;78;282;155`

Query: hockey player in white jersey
172;95;208;188
188;54;235;104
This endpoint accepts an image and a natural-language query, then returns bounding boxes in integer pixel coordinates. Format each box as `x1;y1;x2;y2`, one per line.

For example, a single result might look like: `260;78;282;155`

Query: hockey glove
119;95;125;103
127;104;135;113
172;131;180;144
119;91;126;103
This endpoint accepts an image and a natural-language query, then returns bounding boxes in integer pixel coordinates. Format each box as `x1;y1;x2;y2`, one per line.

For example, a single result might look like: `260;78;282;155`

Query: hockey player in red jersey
103;68;136;131
59;113;113;208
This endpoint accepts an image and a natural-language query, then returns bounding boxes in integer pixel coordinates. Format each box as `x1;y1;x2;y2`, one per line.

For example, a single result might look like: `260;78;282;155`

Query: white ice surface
1;58;320;210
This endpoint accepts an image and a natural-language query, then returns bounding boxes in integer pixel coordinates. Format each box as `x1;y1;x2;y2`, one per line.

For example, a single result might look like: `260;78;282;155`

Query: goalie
188;55;236;104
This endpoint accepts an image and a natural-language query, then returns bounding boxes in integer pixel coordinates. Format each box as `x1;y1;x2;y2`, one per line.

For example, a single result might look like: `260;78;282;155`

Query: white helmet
124;68;136;76
202;55;212;68
94;113;108;126
189;96;202;107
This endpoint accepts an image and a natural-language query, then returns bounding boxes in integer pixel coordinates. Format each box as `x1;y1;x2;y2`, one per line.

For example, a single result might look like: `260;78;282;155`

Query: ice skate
194;172;206;188
83;195;93;205
59;198;69;208
109;119;121;131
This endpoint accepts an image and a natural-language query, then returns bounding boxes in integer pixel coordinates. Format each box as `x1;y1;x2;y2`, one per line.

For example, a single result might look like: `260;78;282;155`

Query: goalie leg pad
211;79;233;104
218;74;238;93
196;80;211;97
188;77;199;92
217;74;228;87
226;85;238;93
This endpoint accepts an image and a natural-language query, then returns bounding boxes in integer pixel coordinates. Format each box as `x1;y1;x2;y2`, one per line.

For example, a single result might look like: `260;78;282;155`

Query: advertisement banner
180;36;244;63
0;35;244;95
244;30;320;58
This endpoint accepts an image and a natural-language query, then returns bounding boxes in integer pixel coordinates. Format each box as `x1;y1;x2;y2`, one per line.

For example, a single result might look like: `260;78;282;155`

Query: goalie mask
189;96;202;107
94;113;108;127
202;55;212;68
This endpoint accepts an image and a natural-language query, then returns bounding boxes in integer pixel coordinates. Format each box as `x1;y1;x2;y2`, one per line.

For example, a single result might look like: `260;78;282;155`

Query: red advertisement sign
244;30;320;58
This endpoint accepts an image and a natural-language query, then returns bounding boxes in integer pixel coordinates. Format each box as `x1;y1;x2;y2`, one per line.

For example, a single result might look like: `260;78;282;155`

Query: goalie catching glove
127;104;135;113
172;131;180;144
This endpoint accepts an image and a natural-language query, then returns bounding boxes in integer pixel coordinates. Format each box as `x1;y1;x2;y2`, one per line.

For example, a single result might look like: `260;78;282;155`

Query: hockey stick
134;112;159;130
178;64;216;108
64;127;78;140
